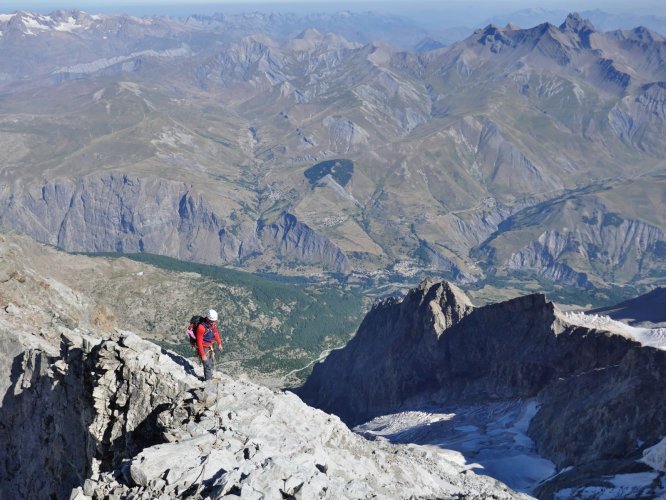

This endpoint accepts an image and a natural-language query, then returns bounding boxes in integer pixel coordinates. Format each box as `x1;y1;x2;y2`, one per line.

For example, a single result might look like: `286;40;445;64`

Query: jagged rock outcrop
0;318;524;499
296;279;666;496
297;279;475;424
0;323;199;499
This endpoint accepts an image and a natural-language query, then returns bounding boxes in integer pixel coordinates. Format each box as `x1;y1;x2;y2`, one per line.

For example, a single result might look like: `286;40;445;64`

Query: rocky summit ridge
0;287;524;498
296;279;666;497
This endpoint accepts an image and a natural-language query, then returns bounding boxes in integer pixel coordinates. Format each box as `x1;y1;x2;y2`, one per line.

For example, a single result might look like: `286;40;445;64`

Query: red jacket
196;320;222;358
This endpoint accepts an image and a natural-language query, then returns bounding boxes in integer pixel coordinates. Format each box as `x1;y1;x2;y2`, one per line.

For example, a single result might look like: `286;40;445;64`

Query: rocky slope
296;279;666;497
0;279;524;499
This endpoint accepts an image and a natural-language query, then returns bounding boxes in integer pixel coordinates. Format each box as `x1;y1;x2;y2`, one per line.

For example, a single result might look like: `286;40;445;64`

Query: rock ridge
0;316;525;499
296;280;666;495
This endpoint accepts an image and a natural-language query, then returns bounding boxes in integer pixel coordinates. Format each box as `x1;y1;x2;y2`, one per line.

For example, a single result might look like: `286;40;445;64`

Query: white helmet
207;309;218;322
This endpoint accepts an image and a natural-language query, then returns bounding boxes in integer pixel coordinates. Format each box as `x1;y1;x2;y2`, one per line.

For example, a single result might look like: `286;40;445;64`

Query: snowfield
554;472;666;499
561;311;666;351
354;400;556;494
643;437;666;472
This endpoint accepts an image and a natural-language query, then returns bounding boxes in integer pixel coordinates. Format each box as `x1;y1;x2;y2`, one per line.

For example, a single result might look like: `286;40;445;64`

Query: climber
196;309;223;381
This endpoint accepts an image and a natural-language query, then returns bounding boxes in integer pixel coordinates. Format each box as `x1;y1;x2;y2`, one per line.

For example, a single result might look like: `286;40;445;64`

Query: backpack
187;315;212;348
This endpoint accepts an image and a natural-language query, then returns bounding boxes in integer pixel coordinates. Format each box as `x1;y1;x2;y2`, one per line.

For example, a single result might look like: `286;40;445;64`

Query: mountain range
0;10;665;301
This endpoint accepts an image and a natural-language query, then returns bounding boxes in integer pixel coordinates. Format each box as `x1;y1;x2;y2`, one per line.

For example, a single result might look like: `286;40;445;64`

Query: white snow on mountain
642;437;666;472
354;399;556;494
554;472;666;499
21;14;51;32
0;11;103;36
53;16;79;32
560;311;666;351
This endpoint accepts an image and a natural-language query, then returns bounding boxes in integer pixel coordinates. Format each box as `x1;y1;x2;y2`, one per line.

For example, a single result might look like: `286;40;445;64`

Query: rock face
0;326;198;499
0;174;350;273
0;313;524;499
297;280;475;424
296;279;666;495
259;213;351;273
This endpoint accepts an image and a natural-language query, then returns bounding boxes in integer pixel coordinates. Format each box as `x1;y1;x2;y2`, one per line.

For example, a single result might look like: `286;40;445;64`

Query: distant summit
559;12;596;33
414;36;445;52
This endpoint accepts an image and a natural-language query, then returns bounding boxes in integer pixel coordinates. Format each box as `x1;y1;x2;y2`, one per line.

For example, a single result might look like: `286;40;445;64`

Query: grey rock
259;212;351;273
82;478;97;496
0;313;523;499
0;173;350;274
297;279;474;423
4;302;21;316
610;82;666;154
504;218;665;286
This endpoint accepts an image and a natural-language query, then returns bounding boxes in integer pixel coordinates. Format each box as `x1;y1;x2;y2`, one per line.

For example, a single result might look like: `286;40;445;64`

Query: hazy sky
3;1;664;29
5;0;664;11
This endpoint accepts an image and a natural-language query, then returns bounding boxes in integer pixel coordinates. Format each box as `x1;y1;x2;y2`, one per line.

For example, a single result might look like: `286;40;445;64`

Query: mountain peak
296;27;323;40
560;12;595;33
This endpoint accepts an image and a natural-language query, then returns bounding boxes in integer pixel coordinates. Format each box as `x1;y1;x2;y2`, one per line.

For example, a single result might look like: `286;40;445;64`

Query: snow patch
0;14;16;22
21;15;50;31
561;311;666;351
355;399;556;494
554;472;665;499
642;437;666;472
54;17;79;32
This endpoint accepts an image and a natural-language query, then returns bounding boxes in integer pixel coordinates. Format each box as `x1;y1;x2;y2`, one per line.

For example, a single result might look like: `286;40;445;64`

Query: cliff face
0;330;196;499
259;213;351;273
0;173;350;273
296;280;475;424
0;326;524;500
296;279;666;494
504;220;665;285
